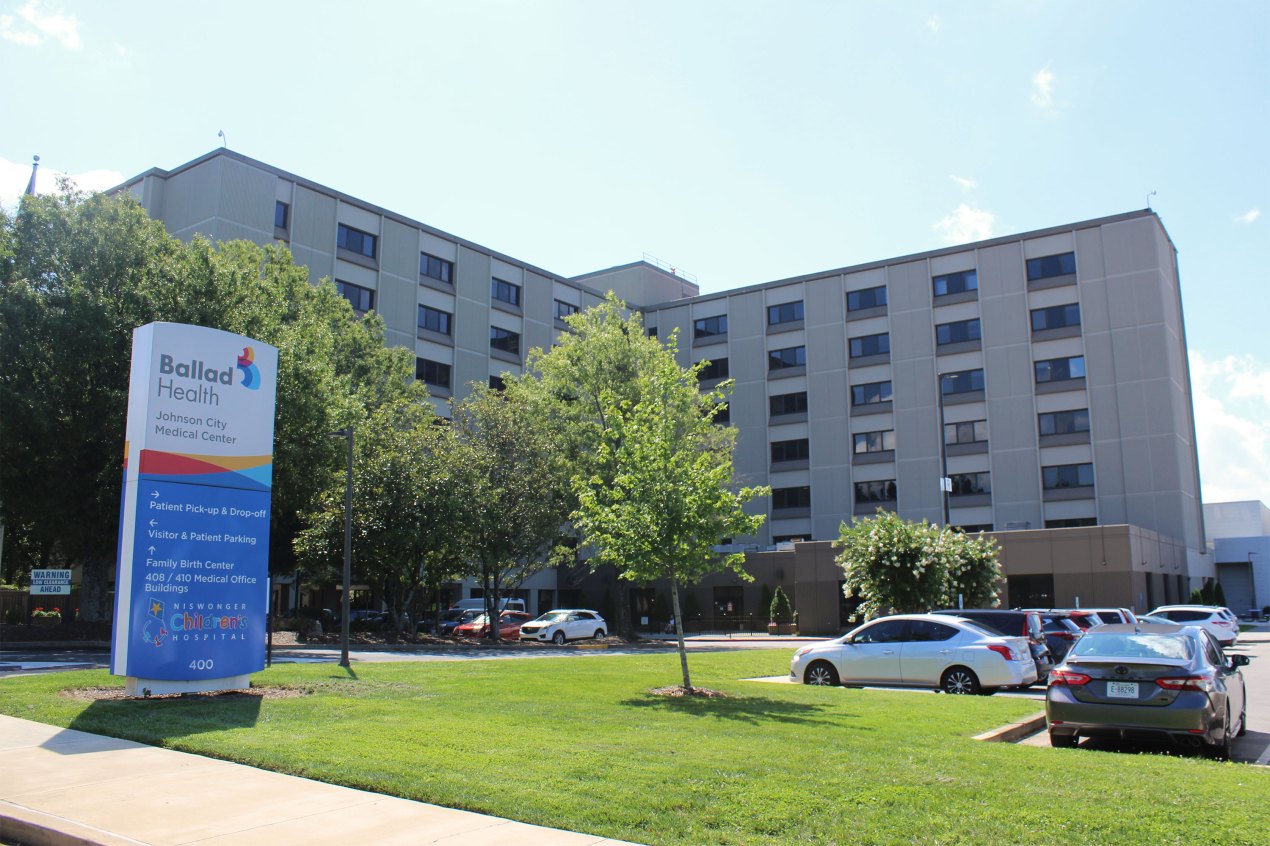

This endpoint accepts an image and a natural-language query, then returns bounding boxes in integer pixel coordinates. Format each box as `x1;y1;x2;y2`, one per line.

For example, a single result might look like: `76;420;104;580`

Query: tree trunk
488;572;502;642
615;581;635;640
78;557;110;623
669;576;692;691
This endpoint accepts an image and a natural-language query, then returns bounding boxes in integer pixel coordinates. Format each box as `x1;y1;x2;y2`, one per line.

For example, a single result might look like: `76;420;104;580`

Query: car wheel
593;629;605;640
804;661;839;686
1205;708;1234;760
1049;731;1077;749
940;667;980;695
552;630;566;645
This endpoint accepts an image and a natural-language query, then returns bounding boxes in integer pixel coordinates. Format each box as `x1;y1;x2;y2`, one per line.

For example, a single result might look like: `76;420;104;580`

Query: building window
1045;517;1097;528
936;318;981;346
694;314;728;338
554;300;579;321
772;534;808;544
1038;409;1090;436
940;369;985;395
491;278;521;306
1042;463;1095;490
847;286;887;312
950;472;991;496
647;326;658;338
851;380;893;406
416;357;451;390
955;524;994;533
1035;355;1085;384
854;479;896;503
771;438;810;463
933;270;977;297
274;201;289;230
335;280;374;314
489;375;506;391
769;391;808;417
769;346;806;370
337;224;377;259
417;304;452;336
712;403;730;425
1027;252;1076;282
853;430;895;454
698;358;729;381
849;333;890;358
490;327;520;356
767;301;804;325
944;419;988;445
1031;303;1081;332
772;486;811;510
420;253;454;284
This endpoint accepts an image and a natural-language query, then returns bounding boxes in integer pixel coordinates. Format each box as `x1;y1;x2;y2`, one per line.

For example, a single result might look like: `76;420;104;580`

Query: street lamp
328;426;354;668
936;372;958;526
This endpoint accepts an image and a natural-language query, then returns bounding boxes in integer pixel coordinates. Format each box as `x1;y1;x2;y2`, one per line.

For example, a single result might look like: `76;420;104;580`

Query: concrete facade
119;150;1210;622
1204;501;1270;615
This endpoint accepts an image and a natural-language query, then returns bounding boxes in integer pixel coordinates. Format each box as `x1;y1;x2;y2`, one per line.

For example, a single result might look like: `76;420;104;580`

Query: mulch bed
58;685;309;702
649;685;729;698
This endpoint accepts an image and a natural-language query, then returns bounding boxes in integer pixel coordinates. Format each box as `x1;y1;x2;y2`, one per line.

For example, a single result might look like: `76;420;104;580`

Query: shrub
769;586;793;624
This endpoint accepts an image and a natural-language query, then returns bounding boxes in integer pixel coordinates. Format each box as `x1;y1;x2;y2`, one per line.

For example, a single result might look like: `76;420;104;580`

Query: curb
973;711;1046;743
1;803;143;846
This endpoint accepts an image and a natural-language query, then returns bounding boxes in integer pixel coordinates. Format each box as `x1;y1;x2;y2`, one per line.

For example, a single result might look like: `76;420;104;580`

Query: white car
1147;605;1239;647
518;609;607;644
789;613;1037;694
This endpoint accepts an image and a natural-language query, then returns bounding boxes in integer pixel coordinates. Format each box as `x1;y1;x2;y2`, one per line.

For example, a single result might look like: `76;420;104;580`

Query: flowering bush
834;510;1001;617
31;607;62;620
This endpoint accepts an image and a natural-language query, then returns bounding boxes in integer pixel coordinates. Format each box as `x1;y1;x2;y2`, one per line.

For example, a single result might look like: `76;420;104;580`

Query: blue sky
2;1;1268;506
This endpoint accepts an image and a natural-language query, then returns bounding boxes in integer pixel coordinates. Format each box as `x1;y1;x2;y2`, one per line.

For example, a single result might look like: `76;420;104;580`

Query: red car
454;611;532;639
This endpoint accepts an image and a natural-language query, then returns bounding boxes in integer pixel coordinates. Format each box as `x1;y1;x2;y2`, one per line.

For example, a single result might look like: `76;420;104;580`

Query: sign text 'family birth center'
112;323;278;695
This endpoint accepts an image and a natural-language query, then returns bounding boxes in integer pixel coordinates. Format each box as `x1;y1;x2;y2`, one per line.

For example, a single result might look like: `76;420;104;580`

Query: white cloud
0;1;81;49
0;155;124;211
1189;351;1270;507
1031;66;1055;110
948;174;977;190
113;41;128;57
1235;208;1260;225
926;15;941;34
932;204;995;245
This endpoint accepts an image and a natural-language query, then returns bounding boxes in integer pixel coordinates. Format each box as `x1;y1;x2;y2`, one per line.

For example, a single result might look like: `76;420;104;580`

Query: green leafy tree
0;188;413;619
769;586;793;625
450;382;575;640
834;511;1001;618
522;294;670;639
571;335;768;690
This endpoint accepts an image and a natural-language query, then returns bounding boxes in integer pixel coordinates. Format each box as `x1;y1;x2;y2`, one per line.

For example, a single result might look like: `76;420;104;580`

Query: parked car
1035;609;1105;631
454;610;532;639
789;614;1037;694
449;597;527;613
930;609;1054;683
1046;622;1249;757
1038;612;1085;663
1147;605;1239;647
1079;607;1138;625
519;609;608;644
1134;614;1173;626
425;608;483;636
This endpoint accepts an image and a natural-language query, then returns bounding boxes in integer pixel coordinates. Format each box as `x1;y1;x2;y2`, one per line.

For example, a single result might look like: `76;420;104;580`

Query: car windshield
534;612;570;623
1069;633;1192;661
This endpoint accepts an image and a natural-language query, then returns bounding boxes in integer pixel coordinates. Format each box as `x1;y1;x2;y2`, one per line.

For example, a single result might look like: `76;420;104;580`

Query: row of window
770;462;1094;512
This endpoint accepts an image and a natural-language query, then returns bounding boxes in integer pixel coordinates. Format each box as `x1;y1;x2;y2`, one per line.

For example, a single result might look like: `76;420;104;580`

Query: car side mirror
1230;654;1251;667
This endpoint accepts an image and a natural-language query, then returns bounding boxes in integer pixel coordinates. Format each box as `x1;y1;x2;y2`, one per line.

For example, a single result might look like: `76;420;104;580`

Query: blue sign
119;480;271;680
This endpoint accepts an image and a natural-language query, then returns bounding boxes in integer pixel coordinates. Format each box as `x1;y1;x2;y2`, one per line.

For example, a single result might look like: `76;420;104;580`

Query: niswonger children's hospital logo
143;597;168;647
236;346;261;390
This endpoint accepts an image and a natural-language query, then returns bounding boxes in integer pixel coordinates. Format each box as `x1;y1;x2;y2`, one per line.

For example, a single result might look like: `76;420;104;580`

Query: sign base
124;675;252;697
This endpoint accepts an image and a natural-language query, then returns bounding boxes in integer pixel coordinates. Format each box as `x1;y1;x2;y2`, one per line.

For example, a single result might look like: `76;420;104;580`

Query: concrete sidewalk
0;715;642;846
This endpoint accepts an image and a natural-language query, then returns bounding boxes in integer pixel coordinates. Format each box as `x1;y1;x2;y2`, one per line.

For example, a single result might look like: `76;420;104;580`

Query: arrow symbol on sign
151;490;160;498
149;519;157;527
148;546;156;554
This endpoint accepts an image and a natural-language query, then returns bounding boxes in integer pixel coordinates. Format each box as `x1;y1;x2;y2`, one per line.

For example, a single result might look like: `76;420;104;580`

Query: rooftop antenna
217;130;227;149
1146;190;1156;210
24;155;40;196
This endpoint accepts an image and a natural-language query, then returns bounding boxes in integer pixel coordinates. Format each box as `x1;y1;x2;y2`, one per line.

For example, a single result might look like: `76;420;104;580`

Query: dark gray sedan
1046;623;1249;758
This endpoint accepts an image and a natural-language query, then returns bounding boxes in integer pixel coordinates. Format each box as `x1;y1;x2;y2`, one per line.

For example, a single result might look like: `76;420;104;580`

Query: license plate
1107;681;1139;698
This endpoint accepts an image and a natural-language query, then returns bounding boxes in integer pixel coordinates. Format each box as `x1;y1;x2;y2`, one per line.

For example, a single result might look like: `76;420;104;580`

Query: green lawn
3;651;1266;845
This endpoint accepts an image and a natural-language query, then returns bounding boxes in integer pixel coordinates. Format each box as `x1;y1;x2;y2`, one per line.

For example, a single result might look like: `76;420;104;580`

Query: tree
571;334;768;690
523;294;669;638
769;586;793;625
449;382;575;640
0;187;414;619
834;512;1001;618
295;391;465;631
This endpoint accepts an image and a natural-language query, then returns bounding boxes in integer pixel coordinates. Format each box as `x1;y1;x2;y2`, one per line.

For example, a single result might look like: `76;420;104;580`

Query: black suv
931;609;1054;683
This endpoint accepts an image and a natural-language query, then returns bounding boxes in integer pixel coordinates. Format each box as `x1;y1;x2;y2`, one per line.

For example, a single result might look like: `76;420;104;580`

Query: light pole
329;426;354;668
936;372;958;526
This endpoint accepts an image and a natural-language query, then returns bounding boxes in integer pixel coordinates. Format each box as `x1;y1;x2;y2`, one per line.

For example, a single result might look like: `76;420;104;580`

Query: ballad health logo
236;347;260;390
